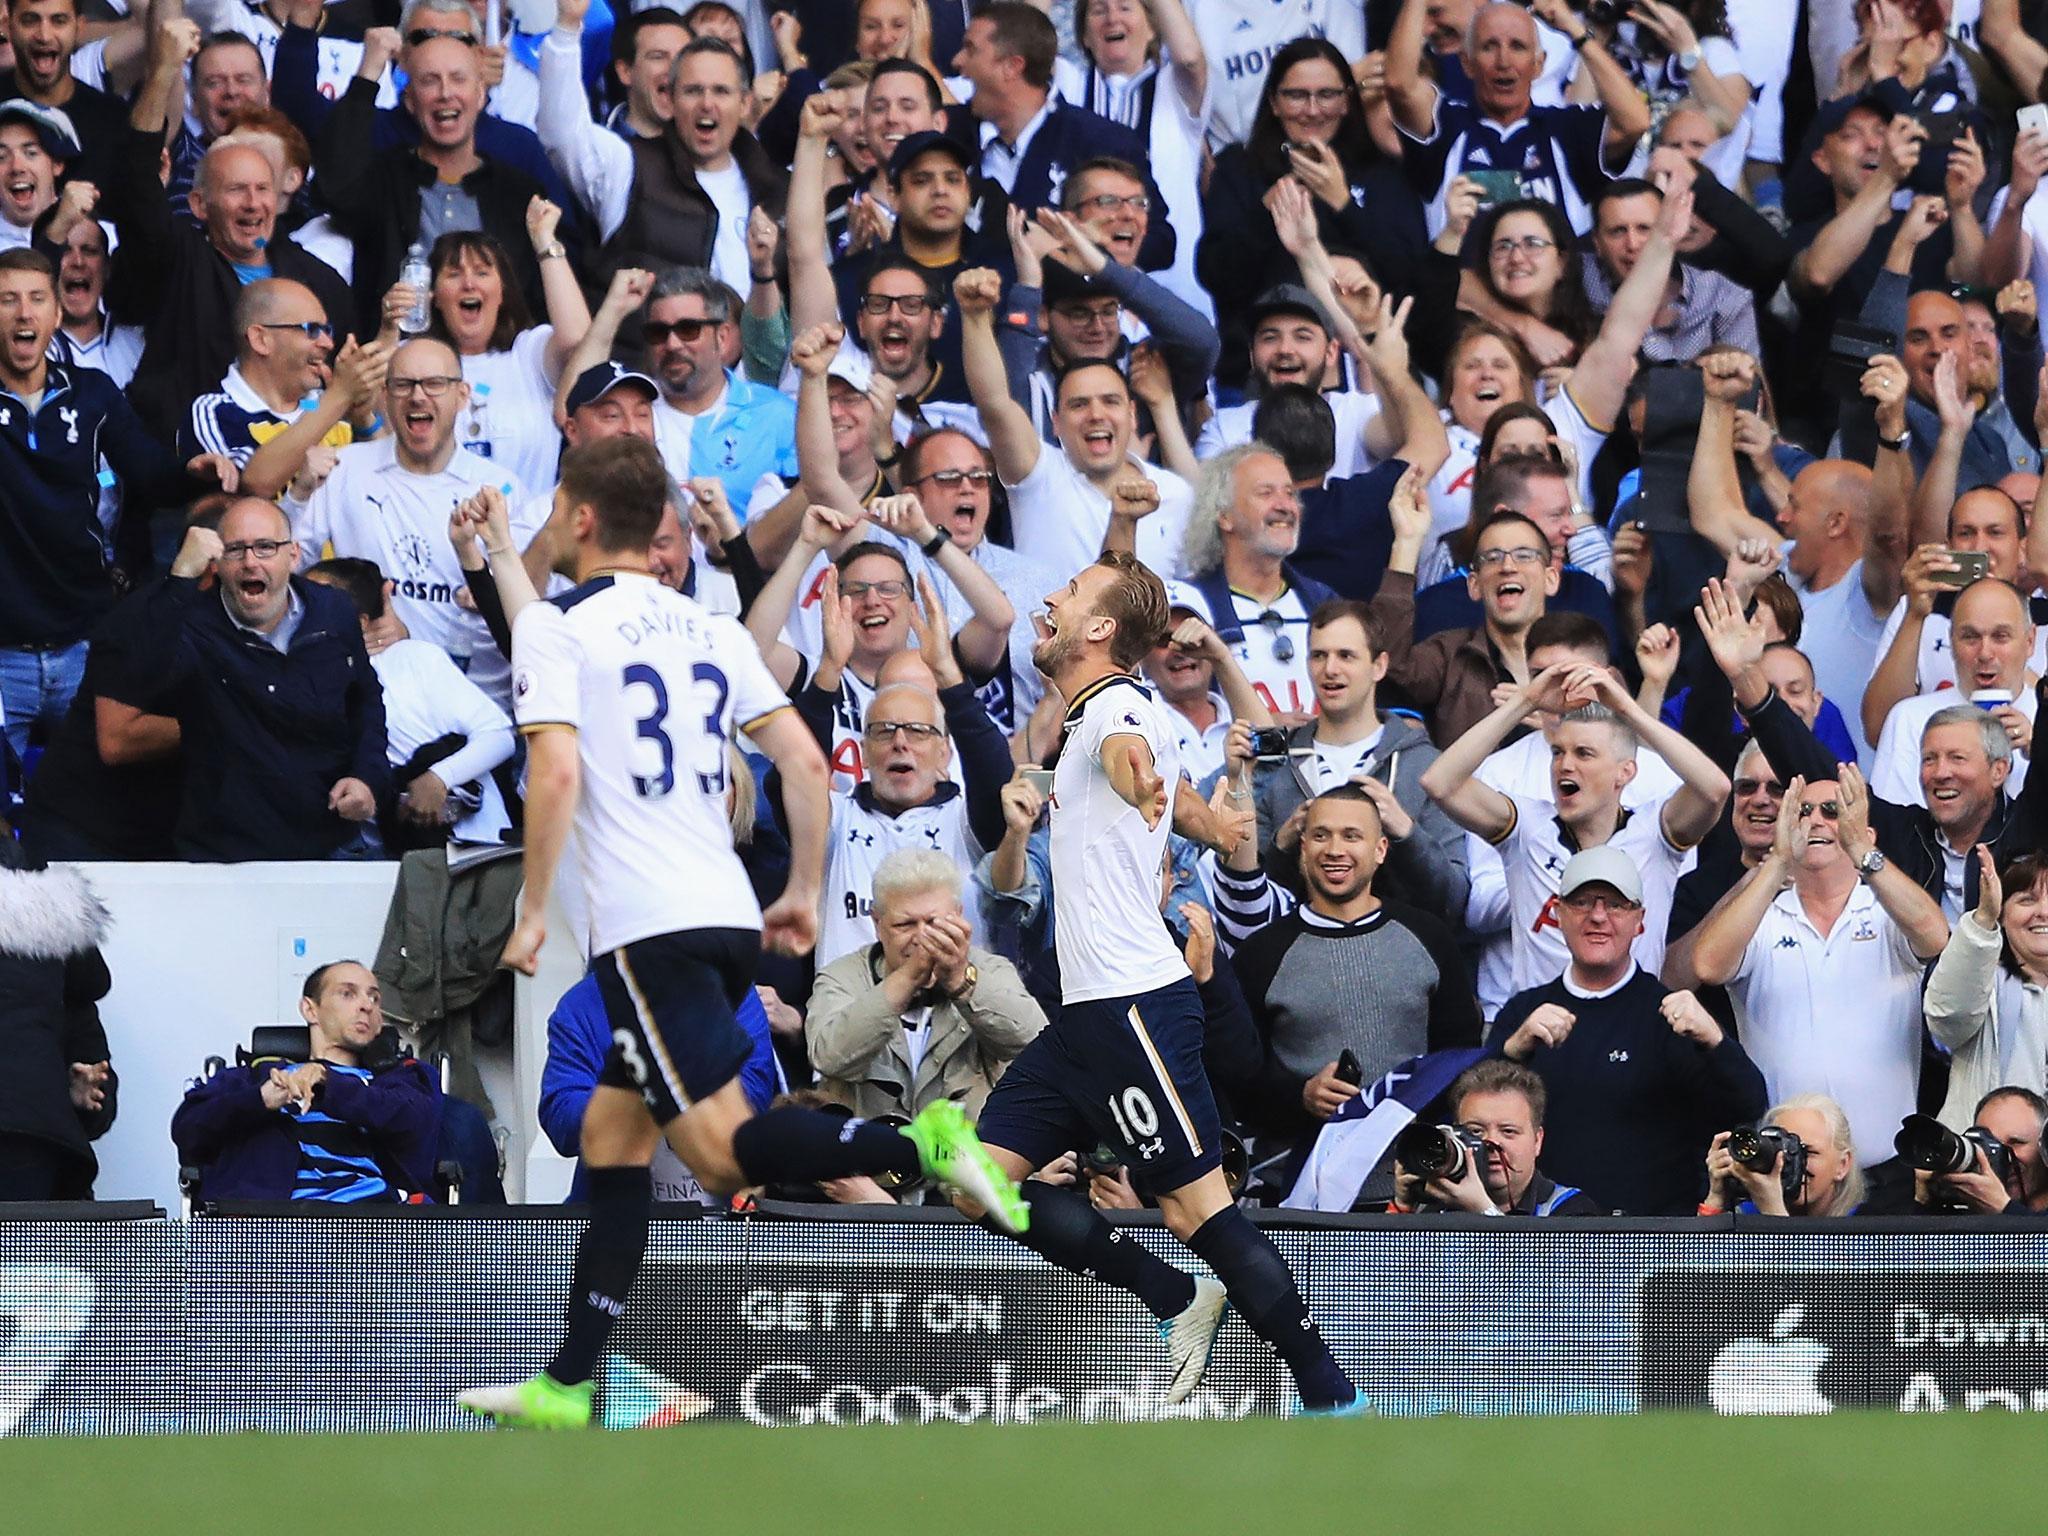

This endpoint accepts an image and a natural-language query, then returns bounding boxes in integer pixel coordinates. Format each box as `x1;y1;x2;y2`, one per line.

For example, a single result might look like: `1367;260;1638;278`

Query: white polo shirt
1003;446;1191;583
1869;685;2035;808
1727;882;1927;1166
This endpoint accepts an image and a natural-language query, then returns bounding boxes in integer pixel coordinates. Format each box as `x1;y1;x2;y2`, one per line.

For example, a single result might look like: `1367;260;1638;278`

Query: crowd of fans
5;0;2048;1218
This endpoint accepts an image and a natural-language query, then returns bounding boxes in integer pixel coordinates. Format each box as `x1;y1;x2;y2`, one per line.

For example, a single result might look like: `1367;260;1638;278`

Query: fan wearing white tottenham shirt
293;337;529;704
950;550;1364;1418
462;437;1026;1433
955;264;1193;581
1421;661;1731;995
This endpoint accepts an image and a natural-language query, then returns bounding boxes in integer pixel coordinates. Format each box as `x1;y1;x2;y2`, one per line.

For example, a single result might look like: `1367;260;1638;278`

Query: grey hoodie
1250;713;1469;927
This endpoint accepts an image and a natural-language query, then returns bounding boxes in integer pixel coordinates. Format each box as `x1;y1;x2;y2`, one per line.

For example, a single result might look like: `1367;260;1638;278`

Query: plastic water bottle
398;243;432;335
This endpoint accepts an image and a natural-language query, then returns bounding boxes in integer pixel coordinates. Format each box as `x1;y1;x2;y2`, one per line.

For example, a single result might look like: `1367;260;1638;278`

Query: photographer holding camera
1900;1087;2048;1214
1700;1094;1865;1216
1387;1059;1600;1216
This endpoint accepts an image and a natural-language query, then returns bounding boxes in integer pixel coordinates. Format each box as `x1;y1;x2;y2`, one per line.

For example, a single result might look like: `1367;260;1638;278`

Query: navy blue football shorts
594;927;759;1126
974;977;1222;1192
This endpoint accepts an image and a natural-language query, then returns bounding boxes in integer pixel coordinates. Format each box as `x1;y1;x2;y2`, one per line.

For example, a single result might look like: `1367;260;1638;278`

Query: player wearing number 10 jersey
457;442;1027;1431
951;552;1364;1416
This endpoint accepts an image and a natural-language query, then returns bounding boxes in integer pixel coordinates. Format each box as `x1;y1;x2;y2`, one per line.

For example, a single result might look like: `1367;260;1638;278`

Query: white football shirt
1004;447;1191;583
511;572;791;955
1492;791;1690;995
293;437;529;703
1049;674;1190;1003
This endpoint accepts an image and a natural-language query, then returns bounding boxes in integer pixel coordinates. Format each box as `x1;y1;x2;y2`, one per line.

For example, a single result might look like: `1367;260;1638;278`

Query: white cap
1557;846;1644;905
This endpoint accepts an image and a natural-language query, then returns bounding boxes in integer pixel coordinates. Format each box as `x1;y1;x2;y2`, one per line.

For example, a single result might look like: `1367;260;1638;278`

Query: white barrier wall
72;862;579;1208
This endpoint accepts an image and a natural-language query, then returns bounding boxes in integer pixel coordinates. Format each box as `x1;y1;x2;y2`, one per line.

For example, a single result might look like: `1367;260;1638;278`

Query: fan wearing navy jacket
1487;846;1767;1214
172;960;439;1203
949;2;1174;274
1384;0;1650;239
0;248;236;760
128;504;391;863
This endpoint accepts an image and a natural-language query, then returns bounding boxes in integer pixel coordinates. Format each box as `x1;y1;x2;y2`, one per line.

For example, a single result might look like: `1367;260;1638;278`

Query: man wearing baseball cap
1194;283;1383;481
0;99;75;249
1485;844;1768;1215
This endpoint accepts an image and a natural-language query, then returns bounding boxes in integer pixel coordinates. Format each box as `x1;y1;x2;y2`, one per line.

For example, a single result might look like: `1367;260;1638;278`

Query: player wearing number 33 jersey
459;439;1028;1434
510;573;788;955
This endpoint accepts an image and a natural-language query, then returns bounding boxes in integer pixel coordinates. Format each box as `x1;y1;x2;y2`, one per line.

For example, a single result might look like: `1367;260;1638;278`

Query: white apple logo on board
1707;1303;1834;1415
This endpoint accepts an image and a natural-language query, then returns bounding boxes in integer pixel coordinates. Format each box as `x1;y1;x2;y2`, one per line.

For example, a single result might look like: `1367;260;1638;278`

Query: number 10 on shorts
1108;1086;1166;1160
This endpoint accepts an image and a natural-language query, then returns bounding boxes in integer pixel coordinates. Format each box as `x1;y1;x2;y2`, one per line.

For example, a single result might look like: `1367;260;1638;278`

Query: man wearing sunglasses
1691;767;1951;1166
640;265;797;509
183;280;373;502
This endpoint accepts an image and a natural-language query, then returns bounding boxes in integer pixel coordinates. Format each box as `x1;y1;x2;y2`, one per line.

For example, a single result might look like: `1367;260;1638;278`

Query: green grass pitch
2;1412;2037;1535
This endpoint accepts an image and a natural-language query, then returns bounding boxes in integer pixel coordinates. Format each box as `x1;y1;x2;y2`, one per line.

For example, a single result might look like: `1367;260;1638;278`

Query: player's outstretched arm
1104;735;1169;830
502;727;580;975
747;707;831;957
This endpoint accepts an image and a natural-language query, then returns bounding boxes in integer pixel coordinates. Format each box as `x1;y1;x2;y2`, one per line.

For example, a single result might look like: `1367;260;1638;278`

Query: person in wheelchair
172;960;441;1202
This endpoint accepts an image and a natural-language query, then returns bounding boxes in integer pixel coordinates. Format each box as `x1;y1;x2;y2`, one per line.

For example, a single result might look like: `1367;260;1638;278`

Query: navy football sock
548;1164;652;1388
731;1106;922;1187
1185;1206;1354;1410
989;1181;1198;1320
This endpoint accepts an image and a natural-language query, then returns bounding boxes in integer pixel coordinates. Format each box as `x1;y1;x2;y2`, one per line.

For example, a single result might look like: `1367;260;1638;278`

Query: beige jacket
807;946;1046;1122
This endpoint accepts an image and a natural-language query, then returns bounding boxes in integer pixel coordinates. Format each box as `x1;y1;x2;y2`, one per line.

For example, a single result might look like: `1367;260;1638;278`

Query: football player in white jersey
458;438;1027;1431
1421;658;1731;992
939;550;1365;1415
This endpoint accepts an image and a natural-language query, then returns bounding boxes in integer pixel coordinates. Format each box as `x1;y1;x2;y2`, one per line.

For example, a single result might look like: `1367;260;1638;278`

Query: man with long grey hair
1170;442;1332;719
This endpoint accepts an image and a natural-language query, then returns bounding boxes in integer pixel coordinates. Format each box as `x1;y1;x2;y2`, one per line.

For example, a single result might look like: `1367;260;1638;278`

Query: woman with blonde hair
1700;1094;1867;1216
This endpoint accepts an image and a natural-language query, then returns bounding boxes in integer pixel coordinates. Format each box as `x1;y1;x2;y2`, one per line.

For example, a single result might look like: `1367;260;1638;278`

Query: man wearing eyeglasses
128;503;390;861
1003;162;1219;448
1691;767;1950;1166
293;335;531;706
902;426;1060;739
182;279;377;503
639;265;797;510
1486;846;1768;1214
790;117;989;428
816;677;1009;966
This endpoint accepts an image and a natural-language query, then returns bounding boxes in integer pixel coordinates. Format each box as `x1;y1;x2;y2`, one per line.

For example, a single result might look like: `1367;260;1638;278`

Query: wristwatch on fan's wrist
1857;848;1887;881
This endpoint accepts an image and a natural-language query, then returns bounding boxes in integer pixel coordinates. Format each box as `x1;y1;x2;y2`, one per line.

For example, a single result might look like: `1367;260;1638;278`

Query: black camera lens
1896;1114;1975;1174
1395;1123;1483;1181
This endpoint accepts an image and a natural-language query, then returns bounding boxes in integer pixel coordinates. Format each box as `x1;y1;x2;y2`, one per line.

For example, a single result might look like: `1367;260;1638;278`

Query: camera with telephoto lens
1727;1124;1807;1196
1394;1122;1487;1182
1896;1114;2016;1199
